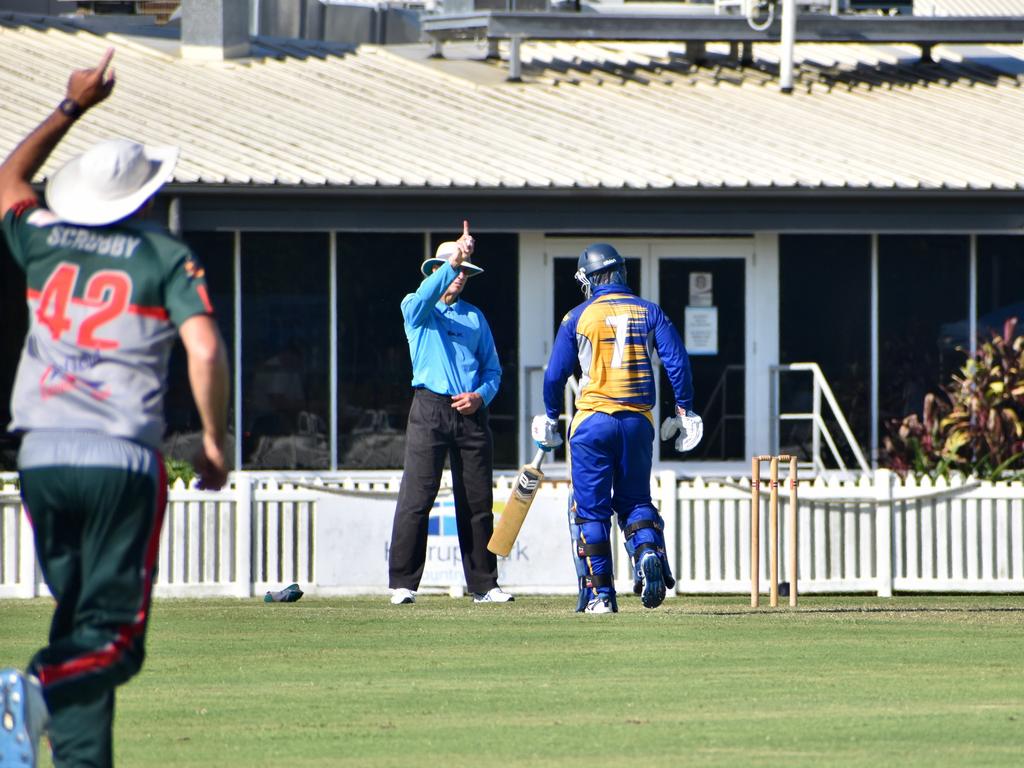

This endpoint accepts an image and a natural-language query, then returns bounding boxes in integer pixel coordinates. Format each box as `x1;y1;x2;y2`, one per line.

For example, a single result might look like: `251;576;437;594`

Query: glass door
540;238;753;464
657;257;746;460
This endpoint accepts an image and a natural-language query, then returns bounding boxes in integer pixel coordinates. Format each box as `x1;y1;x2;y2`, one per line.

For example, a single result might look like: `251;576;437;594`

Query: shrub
882;317;1024;480
165;458;196;487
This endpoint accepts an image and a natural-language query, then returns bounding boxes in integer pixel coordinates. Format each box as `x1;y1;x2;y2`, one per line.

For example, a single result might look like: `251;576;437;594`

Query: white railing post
19;507;38;597
234;474;254;597
658;469;679;595
875;468;894;597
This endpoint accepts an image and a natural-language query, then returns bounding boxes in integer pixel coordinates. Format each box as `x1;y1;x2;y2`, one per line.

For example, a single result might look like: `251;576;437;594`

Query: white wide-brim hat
45;138;179;226
420;241;484;277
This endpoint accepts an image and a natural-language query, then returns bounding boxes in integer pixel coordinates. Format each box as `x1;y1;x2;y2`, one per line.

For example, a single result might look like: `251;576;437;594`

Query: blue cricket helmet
577;243;624;277
576;243;625;297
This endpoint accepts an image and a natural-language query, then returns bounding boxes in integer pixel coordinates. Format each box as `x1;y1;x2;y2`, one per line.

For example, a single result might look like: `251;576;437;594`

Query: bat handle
531;448;546;469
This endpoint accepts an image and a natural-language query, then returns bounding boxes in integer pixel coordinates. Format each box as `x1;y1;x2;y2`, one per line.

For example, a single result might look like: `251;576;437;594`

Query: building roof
2;12;1024;193
914;0;1024;15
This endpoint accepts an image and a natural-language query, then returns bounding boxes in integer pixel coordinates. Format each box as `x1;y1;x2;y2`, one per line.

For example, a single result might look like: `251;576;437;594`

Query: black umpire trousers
389;388;499;594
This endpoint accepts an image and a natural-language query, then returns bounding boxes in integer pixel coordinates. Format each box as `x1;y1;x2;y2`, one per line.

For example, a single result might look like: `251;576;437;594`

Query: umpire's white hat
420;241;484;277
45;138;179;226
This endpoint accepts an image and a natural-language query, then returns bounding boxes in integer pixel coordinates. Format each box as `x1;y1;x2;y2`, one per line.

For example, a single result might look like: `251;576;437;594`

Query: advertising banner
314;487;576;594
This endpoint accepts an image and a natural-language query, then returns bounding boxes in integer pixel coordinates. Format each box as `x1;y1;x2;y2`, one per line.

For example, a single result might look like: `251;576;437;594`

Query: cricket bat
488;449;546;557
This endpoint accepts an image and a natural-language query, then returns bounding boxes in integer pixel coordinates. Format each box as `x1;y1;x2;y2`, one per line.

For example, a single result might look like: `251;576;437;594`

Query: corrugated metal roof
913;0;1024;15
2;13;1024;192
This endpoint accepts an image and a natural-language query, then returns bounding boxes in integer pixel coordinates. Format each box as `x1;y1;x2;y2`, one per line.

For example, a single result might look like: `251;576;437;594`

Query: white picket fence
2;470;1022;598
673;470;1024;596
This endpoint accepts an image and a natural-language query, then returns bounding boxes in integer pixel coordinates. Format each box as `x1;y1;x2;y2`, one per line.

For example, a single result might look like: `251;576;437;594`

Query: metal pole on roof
508;34;523;81
780;0;796;93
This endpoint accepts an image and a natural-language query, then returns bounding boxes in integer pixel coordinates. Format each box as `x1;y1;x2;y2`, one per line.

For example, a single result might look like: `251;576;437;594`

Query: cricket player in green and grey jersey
0;50;229;768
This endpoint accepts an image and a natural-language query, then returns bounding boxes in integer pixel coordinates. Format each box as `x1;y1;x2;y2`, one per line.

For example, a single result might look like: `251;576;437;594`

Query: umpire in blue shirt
388;222;513;605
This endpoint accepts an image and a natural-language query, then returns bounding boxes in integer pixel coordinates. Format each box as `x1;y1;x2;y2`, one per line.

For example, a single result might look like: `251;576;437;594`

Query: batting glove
660;408;703;452
531;415;563;451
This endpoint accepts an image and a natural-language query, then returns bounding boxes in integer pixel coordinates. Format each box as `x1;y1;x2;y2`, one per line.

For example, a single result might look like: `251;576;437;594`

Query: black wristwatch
57;98;82;119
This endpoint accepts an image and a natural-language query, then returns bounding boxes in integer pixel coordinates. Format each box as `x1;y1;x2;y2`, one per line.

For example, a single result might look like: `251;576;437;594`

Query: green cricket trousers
18;430;167;768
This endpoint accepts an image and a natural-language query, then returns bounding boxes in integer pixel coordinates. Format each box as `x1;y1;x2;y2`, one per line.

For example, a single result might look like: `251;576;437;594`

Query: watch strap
58;98;82;119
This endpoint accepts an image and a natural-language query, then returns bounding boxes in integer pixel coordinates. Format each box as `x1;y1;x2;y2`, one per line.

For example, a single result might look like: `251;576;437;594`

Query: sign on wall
684;306;719;355
689;272;713;307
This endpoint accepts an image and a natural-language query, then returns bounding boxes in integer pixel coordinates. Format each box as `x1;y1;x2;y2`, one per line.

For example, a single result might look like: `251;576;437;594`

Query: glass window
780;236;871;463
337;233;422;470
338;233;519;469
0;240;26;470
163;232;235;470
976;236;1024;342
242;233;330;470
879;235;968;427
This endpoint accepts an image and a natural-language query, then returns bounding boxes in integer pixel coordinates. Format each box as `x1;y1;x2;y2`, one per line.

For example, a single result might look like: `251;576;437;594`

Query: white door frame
519;235;776;468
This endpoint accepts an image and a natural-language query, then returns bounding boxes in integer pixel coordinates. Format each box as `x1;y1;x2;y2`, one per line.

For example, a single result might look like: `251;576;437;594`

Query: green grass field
2;595;1022;767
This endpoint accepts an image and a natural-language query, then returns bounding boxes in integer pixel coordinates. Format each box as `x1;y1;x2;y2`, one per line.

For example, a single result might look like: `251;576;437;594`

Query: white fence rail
2;471;1022;598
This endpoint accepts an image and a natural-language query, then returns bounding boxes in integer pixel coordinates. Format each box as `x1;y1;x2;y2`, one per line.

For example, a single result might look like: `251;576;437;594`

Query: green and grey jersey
2;200;214;450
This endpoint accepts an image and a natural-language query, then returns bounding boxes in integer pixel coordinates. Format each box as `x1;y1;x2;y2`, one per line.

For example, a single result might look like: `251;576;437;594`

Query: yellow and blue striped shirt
543;284;692;419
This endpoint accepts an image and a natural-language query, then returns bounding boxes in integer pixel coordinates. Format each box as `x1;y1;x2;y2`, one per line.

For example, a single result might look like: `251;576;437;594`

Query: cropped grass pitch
1;595;1022;767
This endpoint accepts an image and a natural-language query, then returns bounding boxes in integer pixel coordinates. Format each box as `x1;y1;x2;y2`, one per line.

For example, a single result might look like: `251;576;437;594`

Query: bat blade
488;449;546;557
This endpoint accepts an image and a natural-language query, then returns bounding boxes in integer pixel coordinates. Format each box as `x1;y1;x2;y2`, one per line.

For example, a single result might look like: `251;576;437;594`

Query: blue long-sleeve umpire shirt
401;261;501;406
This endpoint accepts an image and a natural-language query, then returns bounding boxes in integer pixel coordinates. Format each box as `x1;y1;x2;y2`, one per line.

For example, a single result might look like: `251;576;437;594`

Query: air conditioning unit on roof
441;0;551;11
713;0;849;14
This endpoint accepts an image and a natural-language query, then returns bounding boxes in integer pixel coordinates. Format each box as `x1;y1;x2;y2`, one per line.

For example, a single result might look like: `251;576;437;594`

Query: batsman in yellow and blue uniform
537;244;702;613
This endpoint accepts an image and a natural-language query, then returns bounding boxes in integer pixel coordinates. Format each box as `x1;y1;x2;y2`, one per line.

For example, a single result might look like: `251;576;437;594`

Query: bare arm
179;314;230;490
0;48;115;216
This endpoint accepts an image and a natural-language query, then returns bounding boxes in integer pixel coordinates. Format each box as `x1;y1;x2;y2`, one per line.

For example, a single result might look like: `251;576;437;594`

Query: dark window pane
242;233;330;470
163;232;235;468
338;233;519;469
0;239;26;470
780;235;871;464
879;235;968;427
976;236;1024;342
660;258;745;460
337;233;422;469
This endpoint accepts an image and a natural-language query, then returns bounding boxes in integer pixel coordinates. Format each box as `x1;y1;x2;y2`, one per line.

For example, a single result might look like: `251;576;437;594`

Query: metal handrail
770;362;870;474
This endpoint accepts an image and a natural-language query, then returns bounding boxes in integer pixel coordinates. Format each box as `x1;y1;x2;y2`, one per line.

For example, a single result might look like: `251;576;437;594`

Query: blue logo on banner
427;497;458;536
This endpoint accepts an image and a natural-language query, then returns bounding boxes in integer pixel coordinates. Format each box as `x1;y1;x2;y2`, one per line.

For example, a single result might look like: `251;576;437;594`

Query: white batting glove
660;408;703;452
531;414;562;451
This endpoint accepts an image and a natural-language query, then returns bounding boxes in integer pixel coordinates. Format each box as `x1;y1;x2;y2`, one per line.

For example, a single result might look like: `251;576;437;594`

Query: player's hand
452;391;482;415
660;407;703;452
531;414;562;451
457;219;474;259
66;48;116;112
447;241;466;270
193;432;228;490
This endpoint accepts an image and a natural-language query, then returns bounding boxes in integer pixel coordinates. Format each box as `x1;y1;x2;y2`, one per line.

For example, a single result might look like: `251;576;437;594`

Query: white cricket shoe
472;587;515;603
584;596;615;614
0;669;48;768
389;588;416;605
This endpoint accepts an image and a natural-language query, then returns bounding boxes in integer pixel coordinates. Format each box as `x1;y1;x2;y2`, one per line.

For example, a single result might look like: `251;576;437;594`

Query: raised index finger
96;47;115;78
462;219;470;237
